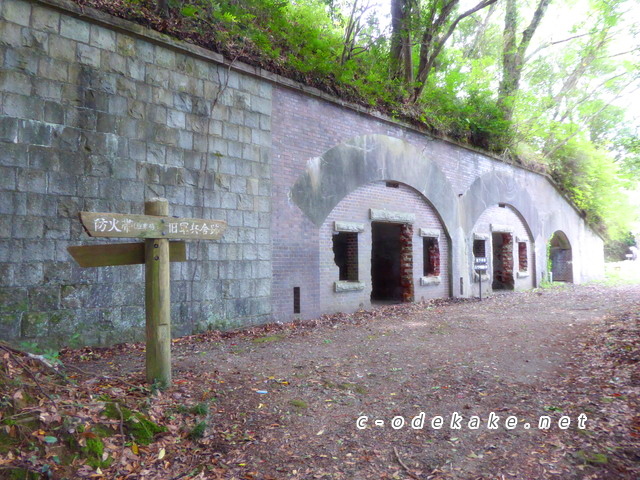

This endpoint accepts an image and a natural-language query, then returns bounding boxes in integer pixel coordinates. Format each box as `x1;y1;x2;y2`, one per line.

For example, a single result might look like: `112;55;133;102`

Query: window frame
332;222;365;292
419;228;441;287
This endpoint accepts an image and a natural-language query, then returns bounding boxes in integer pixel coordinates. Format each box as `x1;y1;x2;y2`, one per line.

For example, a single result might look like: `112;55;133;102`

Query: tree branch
544;80;638;159
0;344;57;408
524;32;593;62
601;47;640;59
413;0;497;100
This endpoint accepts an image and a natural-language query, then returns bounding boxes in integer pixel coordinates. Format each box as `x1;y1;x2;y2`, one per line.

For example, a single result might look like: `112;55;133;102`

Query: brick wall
518;241;528;272
269;85;534;319
494;233;514;288
0;0;272;346
399;224;414;302
316;182;449;315
471;205;534;296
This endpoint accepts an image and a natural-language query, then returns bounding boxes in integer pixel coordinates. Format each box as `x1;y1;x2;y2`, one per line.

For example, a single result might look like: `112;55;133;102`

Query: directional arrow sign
79;212;226;240
67;241;187;267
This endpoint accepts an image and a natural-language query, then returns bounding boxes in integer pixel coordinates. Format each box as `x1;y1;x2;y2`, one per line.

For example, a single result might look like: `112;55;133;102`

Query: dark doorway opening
549;231;573;282
371;222;403;302
492;232;514;290
371;222;415;302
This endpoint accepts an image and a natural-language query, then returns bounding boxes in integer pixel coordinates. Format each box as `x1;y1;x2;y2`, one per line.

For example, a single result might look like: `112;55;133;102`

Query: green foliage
6;468;41;479
110;0;638;237
173;402;209;416
82;437;114;469
103;402;167;445
549;137;635;239
252;334;284;344
574;450;609;465
17;341;61;365
419;85;510;150
188;421;207;439
190;402;209;416
604;231;636;261
289;399;308;409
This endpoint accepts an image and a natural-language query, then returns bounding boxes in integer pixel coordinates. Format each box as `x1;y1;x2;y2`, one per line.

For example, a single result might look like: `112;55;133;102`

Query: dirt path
69;283;640;479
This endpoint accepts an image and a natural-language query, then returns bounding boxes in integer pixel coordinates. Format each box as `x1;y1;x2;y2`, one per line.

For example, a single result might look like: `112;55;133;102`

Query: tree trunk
410;0;497;102
390;0;413;83
341;0;359;65
157;0;169;18
498;0;552;121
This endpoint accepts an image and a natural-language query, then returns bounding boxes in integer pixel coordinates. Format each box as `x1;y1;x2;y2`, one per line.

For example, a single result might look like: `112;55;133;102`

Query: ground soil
57;282;639;479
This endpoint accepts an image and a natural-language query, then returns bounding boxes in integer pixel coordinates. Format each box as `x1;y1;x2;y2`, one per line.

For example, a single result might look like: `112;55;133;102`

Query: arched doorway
470;203;535;297
319;180;450;313
549;231;573;282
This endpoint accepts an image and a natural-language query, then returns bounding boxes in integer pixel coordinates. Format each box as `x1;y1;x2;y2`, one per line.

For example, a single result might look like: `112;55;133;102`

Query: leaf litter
0;283;638;479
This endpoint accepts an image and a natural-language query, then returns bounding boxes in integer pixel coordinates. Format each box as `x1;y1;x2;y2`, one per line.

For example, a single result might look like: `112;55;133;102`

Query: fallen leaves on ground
0;285;638;479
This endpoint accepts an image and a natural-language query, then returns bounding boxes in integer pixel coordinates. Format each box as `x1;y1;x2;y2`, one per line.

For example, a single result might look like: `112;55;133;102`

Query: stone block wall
0;0;272;346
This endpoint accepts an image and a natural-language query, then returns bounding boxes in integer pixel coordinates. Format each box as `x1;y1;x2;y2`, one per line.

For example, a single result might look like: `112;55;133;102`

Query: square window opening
518;242;528;272
473;239;486;258
333;232;359;281
423;237;440;276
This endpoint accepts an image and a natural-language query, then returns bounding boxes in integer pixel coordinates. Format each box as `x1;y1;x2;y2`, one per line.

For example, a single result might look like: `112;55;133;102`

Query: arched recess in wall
460;171;539;238
290;134;458;238
549;230;573;283
470;203;536;294
318;180;452;312
461;172;539;292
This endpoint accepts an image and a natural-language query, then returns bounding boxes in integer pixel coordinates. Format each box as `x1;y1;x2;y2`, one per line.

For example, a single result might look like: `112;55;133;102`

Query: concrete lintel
516;236;528;244
370;209;415;224
420;276;441;286
473;233;490;241
491;224;514;233
419;228;440;238
334;281;366;293
334;221;365;233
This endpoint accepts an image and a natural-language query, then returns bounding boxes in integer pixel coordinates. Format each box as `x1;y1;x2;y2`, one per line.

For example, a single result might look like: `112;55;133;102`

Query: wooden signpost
68;198;226;388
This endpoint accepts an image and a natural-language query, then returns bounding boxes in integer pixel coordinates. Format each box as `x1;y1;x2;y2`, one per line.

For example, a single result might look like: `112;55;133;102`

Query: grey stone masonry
369;209;416;224
333;221;365;233
0;0;272;347
0;0;605;346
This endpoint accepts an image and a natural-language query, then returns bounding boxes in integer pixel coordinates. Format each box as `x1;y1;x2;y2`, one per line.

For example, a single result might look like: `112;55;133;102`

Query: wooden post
70;202;226;388
144;198;171;387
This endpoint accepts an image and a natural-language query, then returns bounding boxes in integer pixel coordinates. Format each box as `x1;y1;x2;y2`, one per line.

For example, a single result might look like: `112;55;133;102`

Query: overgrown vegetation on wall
74;0;639;244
